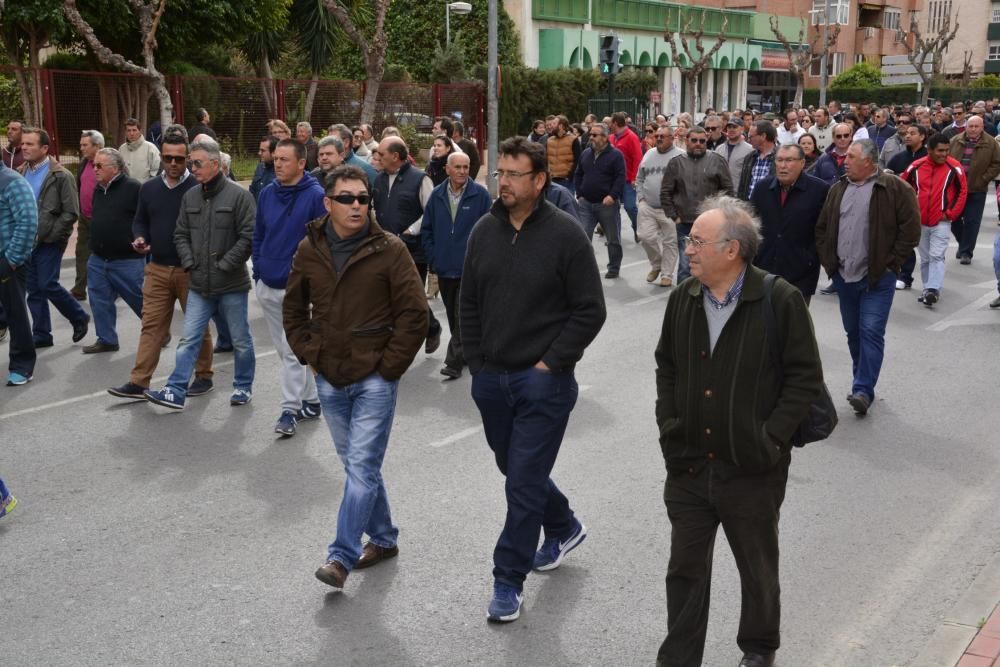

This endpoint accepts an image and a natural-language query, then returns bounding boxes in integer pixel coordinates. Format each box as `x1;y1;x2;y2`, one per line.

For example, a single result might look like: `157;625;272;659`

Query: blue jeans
577;199;623;273
676;222;693;282
165;290;254;398
0;475;8;499
623;182;638;234
27;242;88;344
316;373;400;570
993;232;1000;294
952;190;987;259
918;222;950;291
213;313;232;348
832;270;896;402
471;368;579;589
86;255;143;346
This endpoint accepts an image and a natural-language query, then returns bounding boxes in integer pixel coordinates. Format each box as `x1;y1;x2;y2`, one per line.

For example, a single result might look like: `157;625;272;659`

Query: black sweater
90;174;142;260
132;175;198;266
459;198;606;373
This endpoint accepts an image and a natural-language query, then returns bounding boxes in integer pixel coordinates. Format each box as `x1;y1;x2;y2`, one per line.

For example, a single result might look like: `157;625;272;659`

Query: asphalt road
3;215;1000;666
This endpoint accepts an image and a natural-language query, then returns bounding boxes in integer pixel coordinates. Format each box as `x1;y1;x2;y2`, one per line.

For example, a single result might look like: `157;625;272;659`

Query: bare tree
769;16;840;107
63;0;174;128
664;10;728;115
961;50;973;89
898;11;960;105
323;0;389;125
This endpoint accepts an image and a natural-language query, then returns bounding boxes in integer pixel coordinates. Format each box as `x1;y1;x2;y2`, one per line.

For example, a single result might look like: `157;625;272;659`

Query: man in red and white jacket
902;133;968;307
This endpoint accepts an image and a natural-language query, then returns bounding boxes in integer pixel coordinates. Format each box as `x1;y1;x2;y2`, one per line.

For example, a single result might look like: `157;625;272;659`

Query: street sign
881;54;933;86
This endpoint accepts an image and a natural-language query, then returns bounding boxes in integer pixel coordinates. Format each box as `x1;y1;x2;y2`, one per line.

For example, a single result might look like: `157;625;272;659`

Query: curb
910;551;1000;666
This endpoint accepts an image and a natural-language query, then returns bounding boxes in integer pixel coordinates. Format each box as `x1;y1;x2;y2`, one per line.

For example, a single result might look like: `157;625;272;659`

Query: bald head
377;137;407;173
966;115;984;140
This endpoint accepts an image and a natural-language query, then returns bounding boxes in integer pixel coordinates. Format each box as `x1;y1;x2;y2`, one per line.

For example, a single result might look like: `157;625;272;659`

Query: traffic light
599;35;621;77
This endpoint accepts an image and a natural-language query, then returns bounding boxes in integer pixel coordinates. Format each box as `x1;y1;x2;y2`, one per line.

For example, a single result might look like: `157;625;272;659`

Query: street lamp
446;1;472;47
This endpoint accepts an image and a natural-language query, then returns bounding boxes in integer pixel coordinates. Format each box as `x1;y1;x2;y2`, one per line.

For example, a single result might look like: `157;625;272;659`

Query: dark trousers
0;265;36;377
414;261;442;338
952;190;987;259
73;214;90;295
899;250;916;287
658;458;790;667
438;276;463;370
471;368;579;589
27;242;89;344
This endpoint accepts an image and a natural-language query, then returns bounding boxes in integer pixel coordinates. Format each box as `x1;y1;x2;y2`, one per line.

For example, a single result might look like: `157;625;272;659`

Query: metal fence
0;67;484;165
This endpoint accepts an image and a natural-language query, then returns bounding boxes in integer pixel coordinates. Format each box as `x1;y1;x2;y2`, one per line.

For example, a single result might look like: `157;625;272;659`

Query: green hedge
803;86;1000;107
499;68;601;139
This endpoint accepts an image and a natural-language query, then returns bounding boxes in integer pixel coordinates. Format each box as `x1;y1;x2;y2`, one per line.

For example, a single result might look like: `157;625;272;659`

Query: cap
725;119;741;128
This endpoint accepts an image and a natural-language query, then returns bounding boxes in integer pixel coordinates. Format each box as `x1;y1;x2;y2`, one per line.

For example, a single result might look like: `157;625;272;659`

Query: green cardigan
654;265;825;477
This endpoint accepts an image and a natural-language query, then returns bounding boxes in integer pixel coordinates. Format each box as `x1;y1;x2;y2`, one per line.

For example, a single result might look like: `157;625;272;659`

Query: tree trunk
96;77;119;144
794;71;805;108
685;73;698;115
360;57;383;125
304;75;319;123
919;73;930;105
27;31;43;126
257;54;277;119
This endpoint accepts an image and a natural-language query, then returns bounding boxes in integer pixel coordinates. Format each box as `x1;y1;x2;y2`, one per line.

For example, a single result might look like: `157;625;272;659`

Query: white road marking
926;291;998;331
626;291;673;307
0;349;278;421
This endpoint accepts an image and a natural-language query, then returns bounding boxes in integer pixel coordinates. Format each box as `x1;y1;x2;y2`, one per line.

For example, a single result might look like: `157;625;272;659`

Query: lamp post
446;1;472;47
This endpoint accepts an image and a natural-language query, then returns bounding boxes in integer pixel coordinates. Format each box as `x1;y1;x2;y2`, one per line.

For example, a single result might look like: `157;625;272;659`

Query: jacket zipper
491;229;519;362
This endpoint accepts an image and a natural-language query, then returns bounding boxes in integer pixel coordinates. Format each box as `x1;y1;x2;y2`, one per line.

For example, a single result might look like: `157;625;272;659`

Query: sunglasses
687;138;707;144
190;159;212;169
162;155;187;164
835;133;852;138
328;193;371;205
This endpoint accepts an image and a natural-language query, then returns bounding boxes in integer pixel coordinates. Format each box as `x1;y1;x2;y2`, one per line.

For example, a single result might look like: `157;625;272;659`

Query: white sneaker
895;280;906;290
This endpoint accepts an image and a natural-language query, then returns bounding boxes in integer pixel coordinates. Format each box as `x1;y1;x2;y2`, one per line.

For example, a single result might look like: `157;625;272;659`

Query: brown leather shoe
658;276;673;287
315;560;348;588
355;542;399;570
645;269;659;283
82;341;120;354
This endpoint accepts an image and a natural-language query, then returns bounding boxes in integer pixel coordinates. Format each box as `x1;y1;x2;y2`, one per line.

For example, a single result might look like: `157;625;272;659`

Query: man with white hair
655;195;824;667
948;114;1000;264
295;121;318;171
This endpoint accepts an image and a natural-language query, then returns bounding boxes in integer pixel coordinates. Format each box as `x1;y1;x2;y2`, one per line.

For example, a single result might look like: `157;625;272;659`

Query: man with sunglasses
703;116;724;151
878;112;911;170
145;137;256;410
108;134;215;399
812;122;854;185
283;164;427;590
574;122;626;278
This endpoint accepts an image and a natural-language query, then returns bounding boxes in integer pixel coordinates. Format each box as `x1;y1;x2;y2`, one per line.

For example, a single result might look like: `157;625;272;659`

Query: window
810;0;850;26
811;52;846;76
883;9;900;31
926;0;953;34
990;45;1000;61
864;26;877;39
855;53;866;64
993;7;1000;23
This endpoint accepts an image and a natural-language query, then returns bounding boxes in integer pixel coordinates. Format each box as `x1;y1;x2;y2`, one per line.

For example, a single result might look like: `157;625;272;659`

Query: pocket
352;324;394;337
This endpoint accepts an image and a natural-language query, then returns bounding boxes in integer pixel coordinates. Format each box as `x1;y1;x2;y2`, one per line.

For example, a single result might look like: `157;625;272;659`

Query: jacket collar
767;173;809;193
685;263;766;302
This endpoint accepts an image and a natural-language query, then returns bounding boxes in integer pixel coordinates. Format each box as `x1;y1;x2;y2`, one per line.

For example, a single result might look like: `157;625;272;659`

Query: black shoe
990;296;1000;309
187;377;214;397
819;284;836;295
213;343;233;353
162;333;171;348
738;653;775;667
33;339;54;349
848;392;871;416
923;289;938;307
425;331;441;354
72;315;90;343
604;271;619;279
959;254;972;265
440;366;462;380
70;289;86;301
108;382;148;400
82;341;119;354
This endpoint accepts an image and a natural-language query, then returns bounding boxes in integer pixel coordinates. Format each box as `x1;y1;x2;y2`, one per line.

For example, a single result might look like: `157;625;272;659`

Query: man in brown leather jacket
283;164;428;591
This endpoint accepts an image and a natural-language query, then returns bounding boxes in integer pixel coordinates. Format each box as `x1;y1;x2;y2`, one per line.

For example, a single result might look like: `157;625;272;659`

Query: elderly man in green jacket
654;195;824;667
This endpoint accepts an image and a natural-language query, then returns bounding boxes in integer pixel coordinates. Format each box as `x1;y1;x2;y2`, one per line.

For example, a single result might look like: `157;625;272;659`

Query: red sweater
902;155;967;227
610;127;642;183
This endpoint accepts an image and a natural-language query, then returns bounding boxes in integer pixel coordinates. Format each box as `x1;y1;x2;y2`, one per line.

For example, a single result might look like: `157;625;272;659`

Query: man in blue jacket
253;139;327;436
421;151;491;379
249;135;277;201
573;123;626;278
0;163;38;385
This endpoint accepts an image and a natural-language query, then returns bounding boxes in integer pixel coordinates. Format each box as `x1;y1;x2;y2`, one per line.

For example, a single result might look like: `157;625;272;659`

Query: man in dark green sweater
654;195;824;667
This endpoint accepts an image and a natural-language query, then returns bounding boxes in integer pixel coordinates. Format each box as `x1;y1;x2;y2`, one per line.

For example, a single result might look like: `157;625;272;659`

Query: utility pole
819;0;832;107
487;0;497;197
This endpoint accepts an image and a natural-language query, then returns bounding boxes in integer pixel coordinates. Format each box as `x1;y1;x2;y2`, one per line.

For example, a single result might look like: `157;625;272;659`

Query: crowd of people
1;95;998;666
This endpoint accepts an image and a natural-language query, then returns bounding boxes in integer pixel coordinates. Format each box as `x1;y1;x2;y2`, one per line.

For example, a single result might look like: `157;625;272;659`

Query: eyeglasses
835;133;852;139
162;155;187;164
645;129;654;134
655;135;670;140
687;138;707;145
898;120;911;125
190;159;213;169
327;193;371;205
705;126;719;131
492;169;535;180
92;163;107;170
681;235;731;251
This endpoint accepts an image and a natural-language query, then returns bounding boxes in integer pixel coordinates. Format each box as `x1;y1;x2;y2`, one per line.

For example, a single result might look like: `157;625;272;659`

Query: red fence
1;67;484;162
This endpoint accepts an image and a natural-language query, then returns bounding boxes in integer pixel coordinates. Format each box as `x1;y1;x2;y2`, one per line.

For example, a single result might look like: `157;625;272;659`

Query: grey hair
446;151;470;166
81;130;105;148
318;135;345;152
698;194;762;263
220;152;232;173
381;125;401;138
296;121;312;134
590;123;609;136
329;123;352;145
190;137;221;161
852;139;878;163
97;147;127;175
778;143;805;160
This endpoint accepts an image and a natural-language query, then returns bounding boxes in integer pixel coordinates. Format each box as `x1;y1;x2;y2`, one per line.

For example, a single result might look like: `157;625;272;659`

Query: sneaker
923;289;939;307
959;255;972;265
990;296;1000;309
0;489;16;519
72;315;90;343
895;280;906;290
315;560;348;588
187;377;214;397
658;276;673;287
144;387;185;410
6;372;33;386
646;269;660;283
296;400;322;420
230;389;252;406
533;519;587;571
274;410;297;437
487;582;524;622
108;382;148;399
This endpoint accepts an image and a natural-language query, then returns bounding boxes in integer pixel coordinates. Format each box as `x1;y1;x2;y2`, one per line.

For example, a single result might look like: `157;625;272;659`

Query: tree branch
63;0;148;75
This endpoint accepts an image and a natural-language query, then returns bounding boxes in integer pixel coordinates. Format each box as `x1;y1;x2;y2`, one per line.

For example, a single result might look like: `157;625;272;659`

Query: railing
533;0;589;23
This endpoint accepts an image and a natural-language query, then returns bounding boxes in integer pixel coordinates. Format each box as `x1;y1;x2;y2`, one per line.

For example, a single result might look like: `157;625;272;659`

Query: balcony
989;23;1000;40
532;0;589;24
590;0;753;38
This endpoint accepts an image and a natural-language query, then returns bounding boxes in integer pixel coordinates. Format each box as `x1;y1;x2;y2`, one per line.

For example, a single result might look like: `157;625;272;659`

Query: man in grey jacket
660;126;734;283
636;126;683;286
145;137;257;410
19;127;89;348
715;119;754;189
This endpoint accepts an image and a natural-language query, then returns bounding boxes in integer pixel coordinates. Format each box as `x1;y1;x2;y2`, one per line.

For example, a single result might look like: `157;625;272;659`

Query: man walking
751;144;830;303
73;129;104;300
809;107;834;152
18;127;90;348
107;134;214;400
776;109;805;147
295;122;319;171
0;162;38;385
878;112;910;170
144;138;256;410
887;125;930;290
661;126;733;283
715;119;754;188
283;164;427;589
546;115;579;194
252;138;327;436
655;195;824;667
816;140;920;415
902;134;968;307
82;148;143;355
574;123;626;278
609;112;642;238
737;121;777;200
812;123;854;185
461;137;606;622
250;135;277;201
118;118;161;183
2;120;24;169
636;125;683;287
948;115;1000;264
421;151;491;379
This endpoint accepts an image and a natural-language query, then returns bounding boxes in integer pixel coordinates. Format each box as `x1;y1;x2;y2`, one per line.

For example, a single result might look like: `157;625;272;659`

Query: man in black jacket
461;136;606;623
82;148;143;354
573;123;626;278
